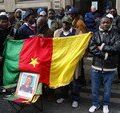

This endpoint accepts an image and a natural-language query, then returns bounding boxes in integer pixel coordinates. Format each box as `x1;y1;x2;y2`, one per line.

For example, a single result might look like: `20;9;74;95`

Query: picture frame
15;72;40;100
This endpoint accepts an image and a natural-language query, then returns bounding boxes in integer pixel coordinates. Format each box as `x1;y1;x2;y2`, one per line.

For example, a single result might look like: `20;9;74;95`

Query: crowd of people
0;5;120;113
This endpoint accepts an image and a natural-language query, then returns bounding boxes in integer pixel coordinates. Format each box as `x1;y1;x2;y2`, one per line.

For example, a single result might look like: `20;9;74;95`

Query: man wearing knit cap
15;10;35;39
68;7;87;33
54;16;79;37
48;9;59;32
11;9;23;36
54;16;81;108
68;7;87;90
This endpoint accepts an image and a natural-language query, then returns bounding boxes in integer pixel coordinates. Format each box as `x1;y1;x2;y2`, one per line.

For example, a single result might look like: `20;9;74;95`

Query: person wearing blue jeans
91;69;115;107
89;16;120;113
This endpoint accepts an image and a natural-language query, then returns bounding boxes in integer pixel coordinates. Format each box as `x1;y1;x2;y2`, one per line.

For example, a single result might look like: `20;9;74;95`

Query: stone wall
0;0;52;12
0;0;72;12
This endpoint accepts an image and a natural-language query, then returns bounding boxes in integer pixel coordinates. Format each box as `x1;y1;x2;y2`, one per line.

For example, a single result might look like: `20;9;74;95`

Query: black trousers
56;58;86;101
79;58;86;85
56;80;81;101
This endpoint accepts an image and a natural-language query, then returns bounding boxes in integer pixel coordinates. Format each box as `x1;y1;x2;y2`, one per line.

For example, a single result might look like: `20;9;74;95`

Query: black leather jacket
89;29;120;69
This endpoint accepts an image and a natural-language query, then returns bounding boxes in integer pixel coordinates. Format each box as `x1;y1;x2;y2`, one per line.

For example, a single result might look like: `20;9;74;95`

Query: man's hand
98;43;105;51
37;34;44;37
98;46;101;50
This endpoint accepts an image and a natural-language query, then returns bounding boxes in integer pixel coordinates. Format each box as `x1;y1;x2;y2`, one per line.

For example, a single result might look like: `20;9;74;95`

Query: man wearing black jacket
89;16;120;113
109;8;120;82
0;15;12;86
15;11;35;39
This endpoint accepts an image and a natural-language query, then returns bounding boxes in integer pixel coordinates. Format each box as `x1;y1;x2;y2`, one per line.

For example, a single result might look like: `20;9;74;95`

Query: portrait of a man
16;72;40;100
20;75;33;93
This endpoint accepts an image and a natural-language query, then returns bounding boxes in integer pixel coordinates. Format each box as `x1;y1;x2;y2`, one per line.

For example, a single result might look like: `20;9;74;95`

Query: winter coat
89;29;120;70
15;24;35;39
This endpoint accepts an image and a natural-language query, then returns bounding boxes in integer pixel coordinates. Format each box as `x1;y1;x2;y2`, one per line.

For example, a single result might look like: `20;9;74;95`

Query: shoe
103;105;109;113
72;101;78;108
56;98;64;104
89;105;100;113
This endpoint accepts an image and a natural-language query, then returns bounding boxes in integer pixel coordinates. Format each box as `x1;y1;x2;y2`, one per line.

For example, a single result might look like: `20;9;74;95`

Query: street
0;95;120;113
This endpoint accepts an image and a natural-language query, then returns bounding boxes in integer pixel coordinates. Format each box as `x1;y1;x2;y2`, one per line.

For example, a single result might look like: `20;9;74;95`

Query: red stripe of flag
19;36;53;85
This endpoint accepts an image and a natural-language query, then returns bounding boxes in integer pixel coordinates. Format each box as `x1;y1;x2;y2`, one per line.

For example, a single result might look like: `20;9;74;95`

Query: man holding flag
54;16;81;108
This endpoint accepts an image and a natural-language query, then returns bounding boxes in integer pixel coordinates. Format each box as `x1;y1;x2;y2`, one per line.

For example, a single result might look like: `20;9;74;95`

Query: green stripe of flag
3;39;24;85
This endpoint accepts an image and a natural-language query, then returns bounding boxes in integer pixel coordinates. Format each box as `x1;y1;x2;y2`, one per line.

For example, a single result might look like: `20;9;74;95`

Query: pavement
0;96;120;113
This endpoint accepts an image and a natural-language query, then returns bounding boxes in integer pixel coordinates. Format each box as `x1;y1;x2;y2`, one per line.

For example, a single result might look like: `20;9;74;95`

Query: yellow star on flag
29;58;39;68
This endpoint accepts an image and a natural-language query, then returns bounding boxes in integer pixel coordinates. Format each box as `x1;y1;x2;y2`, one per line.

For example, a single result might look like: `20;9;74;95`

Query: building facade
0;0;120;14
73;0;116;15
0;0;72;12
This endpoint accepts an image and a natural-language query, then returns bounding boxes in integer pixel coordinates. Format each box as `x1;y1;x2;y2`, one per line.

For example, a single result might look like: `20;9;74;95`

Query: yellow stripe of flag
50;32;92;88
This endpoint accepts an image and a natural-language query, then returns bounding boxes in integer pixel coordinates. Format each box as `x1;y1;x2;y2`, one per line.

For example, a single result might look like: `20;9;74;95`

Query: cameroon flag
3;32;92;88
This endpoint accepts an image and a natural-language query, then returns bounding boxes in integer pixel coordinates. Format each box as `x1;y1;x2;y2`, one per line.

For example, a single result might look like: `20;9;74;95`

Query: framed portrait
15;72;40;100
91;1;98;10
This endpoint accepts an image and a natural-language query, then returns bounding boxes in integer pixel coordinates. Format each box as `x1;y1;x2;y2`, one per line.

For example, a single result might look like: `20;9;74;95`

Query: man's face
15;11;22;19
28;15;35;25
91;7;96;13
25;76;32;86
110;9;117;17
100;18;112;31
0;19;9;29
48;11;55;19
62;22;71;31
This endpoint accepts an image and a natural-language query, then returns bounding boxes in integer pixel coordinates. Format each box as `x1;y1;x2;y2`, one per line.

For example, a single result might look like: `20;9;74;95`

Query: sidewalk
0;96;120;113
